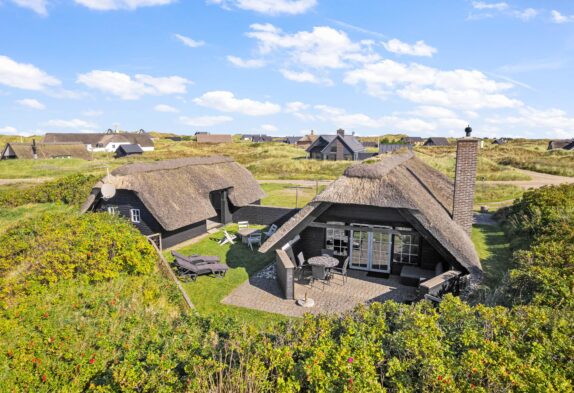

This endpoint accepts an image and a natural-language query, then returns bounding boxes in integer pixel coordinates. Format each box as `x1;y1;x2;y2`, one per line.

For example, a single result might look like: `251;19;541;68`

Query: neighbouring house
196;134;233;144
400;136;425;146
261;128;482;301
81;156;266;248
241;134;273;143
42;132;154;153
284;136;302;145
1;140;92;160
492;138;507;145
296;131;318;149
195;131;209;136
306;129;365;161
547;139;574;150
423;137;450;147
115;144;144;158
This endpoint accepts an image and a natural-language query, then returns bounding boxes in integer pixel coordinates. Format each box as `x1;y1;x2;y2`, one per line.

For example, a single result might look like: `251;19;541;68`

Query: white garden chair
219;230;237;246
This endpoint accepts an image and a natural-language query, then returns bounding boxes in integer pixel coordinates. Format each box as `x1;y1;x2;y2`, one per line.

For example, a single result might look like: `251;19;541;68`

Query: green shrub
0;212;156;303
0;173;97;208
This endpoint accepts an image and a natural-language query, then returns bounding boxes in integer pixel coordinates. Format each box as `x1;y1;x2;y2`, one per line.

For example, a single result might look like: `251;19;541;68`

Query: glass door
370;227;392;273
350;227;370;270
350;225;392;273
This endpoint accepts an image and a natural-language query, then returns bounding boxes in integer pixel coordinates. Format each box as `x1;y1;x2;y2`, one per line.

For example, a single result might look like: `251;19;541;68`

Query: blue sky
1;0;574;138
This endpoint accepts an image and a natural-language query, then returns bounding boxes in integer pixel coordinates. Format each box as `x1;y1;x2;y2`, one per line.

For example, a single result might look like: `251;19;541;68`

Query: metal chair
218;230;237;246
263;224;278;238
238;221;249;229
247;232;262;251
331;257;350;284
295;251;311;279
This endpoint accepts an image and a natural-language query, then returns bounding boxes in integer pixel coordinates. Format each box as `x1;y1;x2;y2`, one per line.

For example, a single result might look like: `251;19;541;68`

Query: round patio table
308;255;339;268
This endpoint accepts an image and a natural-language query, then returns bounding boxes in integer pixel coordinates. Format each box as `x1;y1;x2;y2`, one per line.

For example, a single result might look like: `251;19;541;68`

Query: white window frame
392;227;420;265
130;209;141;223
107;206;119;216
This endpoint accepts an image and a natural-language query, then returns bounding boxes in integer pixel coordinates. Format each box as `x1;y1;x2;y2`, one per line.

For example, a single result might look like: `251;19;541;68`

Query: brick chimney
452;125;479;235
336;128;345;137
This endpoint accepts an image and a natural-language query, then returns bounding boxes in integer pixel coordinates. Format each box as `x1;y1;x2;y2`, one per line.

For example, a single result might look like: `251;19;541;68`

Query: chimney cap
464;125;472;137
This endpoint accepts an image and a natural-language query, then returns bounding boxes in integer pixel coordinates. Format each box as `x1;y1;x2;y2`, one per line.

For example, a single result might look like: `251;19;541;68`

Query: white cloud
0;126;19;134
227;56;266;68
411;106;457;119
261;124;278;132
11;0;48;15
382;39;437;57
17;98;45;110
285;101;309;113
208;0;316;15
74;0;176;11
193;90;281;116
280;69;332;85
245;23;380;69
179;115;233;127
344;60;522;110
513;8;537;21
154;104;179;113
0;55;60;91
77;70;191;100
486;106;574;136
175;34;205;48
472;1;508;11
43;118;98;129
551;10;574;24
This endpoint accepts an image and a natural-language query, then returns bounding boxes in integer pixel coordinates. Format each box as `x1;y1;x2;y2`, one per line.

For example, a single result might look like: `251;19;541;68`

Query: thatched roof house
82;156;264;247
196;134;233;144
400;136;424;145
42;132;154;153
262;132;482;300
1;142;92;160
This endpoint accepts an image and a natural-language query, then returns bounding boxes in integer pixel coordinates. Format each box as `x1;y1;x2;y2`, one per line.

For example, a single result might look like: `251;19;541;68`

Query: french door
350;225;392;273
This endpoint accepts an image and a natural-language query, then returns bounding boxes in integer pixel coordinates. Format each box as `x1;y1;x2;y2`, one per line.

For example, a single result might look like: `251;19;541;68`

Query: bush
0;173;97;208
0;212;156;303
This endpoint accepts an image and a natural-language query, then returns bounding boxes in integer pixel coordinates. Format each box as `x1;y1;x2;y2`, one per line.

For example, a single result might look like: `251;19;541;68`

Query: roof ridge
343;151;414;179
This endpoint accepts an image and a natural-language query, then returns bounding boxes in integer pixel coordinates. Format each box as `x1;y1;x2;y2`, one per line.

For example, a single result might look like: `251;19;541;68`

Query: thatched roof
261;151;481;277
1;142;92;160
424;137;449;146
82;156;264;231
196;134;233;143
42;132;154;147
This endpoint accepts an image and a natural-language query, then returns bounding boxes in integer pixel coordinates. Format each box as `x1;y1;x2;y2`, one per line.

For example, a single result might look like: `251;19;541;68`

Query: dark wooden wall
232;205;298;226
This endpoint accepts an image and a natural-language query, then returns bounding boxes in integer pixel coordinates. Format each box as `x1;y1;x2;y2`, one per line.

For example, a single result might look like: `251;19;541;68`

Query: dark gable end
261;152;481;278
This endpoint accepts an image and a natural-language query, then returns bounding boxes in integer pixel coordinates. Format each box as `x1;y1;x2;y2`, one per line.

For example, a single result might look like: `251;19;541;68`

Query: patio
222;265;418;317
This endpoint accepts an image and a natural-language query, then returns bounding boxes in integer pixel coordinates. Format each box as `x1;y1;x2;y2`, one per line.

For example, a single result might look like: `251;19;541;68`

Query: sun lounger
171;252;228;280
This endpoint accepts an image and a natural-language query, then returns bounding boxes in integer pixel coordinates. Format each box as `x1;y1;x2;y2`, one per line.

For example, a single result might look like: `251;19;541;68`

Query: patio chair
331;257;350;284
310;265;332;289
172;253;228;281
247;232;262;251
218;230;237;246
171;251;220;265
238;221;249;229
321;248;334;257
263;224;278;238
295;251;312;279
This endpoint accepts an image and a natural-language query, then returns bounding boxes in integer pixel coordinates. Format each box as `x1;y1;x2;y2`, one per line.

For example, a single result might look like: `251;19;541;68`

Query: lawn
471;224;513;291
474;183;523;206
260;182;326;208
164;224;289;329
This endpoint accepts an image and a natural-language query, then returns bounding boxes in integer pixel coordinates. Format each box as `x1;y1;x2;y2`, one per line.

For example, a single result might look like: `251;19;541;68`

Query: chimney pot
337;128;345;137
465;125;472;137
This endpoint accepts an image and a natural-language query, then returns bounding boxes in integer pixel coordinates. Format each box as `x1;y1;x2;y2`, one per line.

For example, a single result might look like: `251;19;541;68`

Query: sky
1;0;574;138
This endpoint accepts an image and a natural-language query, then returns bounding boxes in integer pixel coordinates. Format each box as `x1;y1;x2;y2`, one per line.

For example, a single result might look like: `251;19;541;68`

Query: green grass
164;224;288;328
471;224;513;290
0;203;73;234
0;157;115;179
474;184;524;205
260;182;326;208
